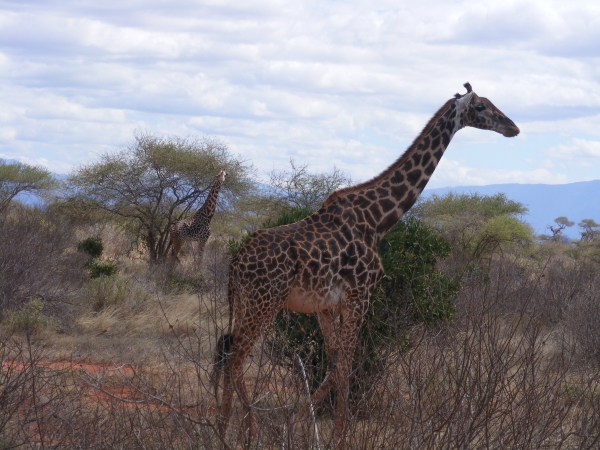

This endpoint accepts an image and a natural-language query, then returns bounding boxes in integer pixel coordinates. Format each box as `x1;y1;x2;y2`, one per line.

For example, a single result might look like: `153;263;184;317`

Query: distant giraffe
169;170;227;266
212;83;520;447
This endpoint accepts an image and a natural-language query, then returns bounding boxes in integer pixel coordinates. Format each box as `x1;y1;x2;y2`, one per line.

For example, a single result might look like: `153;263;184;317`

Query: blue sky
1;0;600;188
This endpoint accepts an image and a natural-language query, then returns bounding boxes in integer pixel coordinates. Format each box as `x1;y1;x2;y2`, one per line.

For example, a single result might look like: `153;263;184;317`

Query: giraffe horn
463;82;472;93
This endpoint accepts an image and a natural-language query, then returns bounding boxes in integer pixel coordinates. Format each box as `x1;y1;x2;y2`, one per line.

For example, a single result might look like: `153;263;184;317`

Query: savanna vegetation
2;134;600;449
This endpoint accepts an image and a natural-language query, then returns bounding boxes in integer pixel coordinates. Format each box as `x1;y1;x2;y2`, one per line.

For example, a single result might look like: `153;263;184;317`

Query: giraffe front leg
169;236;184;265
195;236;208;270
331;302;365;449
332;353;350;450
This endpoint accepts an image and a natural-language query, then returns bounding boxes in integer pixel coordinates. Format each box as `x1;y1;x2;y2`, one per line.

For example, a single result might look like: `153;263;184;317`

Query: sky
1;0;600;188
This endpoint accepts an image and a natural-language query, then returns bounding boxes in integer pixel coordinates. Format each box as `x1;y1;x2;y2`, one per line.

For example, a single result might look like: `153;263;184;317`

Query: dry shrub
74;238;231;342
3;298;55;334
0;207;88;324
560;260;600;367
83;275;150;312
4;236;600;449
75;222;134;260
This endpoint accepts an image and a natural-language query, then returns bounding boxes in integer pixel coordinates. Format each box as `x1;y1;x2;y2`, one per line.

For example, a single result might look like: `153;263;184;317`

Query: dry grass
2;225;600;448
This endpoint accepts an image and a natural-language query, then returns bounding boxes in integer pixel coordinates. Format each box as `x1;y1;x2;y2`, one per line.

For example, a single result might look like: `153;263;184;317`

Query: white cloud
546;138;600;165
429;158;568;188
1;0;600;184
523;115;600;137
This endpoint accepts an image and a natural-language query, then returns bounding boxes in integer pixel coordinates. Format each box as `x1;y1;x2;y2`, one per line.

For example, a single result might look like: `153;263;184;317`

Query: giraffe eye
475;104;486;112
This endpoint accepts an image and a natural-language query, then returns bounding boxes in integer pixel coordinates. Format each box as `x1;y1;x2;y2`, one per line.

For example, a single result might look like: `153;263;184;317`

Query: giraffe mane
323;97;456;207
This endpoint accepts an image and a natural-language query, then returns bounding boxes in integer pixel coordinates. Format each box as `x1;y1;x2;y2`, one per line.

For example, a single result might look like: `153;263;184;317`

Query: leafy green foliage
77;237;104;259
226;237;244;257
268;209;459;408
412;192;533;261
85;260;119;279
413;192;527;218
261;205;314;229
374;216;459;326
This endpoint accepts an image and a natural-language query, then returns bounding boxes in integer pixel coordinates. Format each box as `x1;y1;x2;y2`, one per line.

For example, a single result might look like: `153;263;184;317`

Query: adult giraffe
169;169;227;267
213;83;519;447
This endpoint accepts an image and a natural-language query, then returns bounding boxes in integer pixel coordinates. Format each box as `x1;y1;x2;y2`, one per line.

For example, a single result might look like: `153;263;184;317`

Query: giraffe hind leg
217;321;268;441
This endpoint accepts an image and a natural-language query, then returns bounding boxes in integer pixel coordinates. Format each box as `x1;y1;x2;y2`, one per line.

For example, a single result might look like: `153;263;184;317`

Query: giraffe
212;83;519;447
169;169;227;266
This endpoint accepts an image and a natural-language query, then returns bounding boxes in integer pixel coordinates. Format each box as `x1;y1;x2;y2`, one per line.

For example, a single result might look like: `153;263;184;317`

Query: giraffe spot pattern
407;169;422;186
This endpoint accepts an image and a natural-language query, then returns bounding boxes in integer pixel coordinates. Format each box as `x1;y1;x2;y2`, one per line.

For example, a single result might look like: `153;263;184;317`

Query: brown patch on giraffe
390;183;408;199
406;169;422;186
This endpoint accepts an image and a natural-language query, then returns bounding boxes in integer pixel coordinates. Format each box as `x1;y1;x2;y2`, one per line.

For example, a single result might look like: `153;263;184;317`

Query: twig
296;354;321;450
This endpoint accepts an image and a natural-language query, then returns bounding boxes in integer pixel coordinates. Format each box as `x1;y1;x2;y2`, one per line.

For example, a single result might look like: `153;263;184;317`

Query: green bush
374;216;459;326
78;236;118;278
412;192;533;261
77;237;104;259
261;206;314;229
85;260;119;279
227;237;245;257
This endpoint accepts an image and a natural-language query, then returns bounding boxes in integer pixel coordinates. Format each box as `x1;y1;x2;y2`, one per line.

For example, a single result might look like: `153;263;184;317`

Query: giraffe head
217;169;227;183
455;82;520;138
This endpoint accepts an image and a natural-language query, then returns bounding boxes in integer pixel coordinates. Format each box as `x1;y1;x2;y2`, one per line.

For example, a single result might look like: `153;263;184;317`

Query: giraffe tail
211;333;233;397
212;252;238;398
213;334;233;372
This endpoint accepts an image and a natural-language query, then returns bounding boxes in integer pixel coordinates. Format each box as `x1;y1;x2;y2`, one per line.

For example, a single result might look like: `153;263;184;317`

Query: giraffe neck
327;94;472;242
192;178;224;224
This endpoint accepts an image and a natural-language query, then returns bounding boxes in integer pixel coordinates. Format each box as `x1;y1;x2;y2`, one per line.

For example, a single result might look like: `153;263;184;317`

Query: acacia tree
0;159;57;215
547;216;574;242
67;133;254;262
411;192;533;262
578;219;600;242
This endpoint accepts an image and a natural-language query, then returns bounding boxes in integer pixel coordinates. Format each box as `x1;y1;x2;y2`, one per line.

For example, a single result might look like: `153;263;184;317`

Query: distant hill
423;180;600;239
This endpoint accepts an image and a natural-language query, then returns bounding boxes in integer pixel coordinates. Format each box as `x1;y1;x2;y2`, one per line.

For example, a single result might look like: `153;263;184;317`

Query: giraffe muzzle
501;119;520;138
